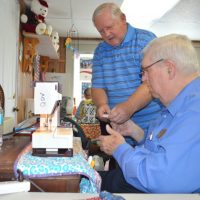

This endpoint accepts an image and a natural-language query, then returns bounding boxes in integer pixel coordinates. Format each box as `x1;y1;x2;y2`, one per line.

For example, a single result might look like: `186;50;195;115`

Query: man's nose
103;29;110;37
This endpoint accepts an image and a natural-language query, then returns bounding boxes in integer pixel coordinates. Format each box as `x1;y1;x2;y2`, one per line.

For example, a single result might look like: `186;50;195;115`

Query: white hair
143;34;200;75
92;3;123;24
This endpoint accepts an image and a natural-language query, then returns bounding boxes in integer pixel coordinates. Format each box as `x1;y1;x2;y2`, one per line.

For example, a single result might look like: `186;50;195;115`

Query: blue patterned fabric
14;143;101;193
100;191;125;200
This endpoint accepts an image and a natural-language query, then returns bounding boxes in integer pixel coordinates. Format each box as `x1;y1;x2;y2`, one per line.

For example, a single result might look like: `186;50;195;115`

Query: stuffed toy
23;0;33;8
51;31;59;52
21;0;52;35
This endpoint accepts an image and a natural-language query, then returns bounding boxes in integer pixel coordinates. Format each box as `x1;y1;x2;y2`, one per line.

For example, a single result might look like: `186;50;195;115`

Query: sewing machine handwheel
62;116;89;150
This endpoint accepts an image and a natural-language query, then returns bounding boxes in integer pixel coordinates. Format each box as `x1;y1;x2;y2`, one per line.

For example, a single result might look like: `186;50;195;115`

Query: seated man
97;34;200;193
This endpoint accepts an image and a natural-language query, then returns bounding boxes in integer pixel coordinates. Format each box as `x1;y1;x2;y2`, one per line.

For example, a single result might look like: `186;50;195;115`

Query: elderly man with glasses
97;34;200;193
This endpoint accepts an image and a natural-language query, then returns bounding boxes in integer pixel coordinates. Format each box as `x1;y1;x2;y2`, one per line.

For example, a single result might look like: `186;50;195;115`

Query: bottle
72;98;77;121
0;103;4;149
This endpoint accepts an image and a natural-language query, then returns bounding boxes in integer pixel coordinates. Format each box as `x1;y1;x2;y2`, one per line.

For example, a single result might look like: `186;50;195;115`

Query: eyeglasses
140;59;164;76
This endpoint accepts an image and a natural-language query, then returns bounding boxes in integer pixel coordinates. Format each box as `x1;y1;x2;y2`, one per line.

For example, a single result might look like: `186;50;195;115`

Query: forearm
130;125;144;143
111;120;144;143
127;82;152;114
91;88;108;108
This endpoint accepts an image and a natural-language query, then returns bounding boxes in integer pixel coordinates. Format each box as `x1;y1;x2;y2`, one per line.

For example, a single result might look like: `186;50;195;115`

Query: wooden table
0;136;30;181
0;135;80;192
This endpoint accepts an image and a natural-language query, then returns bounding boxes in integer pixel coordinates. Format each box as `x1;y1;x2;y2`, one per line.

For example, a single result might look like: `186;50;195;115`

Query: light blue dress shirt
113;77;200;193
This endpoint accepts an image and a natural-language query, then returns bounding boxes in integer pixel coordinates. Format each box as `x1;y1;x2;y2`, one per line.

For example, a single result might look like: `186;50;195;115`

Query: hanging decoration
65;24;79;58
65;37;79;57
65;0;79;57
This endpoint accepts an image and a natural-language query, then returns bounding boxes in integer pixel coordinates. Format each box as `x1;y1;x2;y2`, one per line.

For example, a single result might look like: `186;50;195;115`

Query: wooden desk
0;136;30;181
0;135;80;192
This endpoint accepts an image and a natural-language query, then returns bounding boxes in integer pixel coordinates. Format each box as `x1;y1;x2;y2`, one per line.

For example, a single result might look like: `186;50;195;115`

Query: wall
77;39;101;54
193;41;200;64
0;0;19;123
65;39;101;101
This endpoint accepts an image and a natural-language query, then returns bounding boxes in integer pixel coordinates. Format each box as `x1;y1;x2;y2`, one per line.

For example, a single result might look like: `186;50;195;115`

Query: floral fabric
14;143;101;193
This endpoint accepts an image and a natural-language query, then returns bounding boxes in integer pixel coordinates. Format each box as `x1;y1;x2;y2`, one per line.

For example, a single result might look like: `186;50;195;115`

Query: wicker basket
80;123;101;139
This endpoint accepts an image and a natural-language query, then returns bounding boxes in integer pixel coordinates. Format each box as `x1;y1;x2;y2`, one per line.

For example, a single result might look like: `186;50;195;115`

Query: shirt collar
122;23;136;44
167;77;200;116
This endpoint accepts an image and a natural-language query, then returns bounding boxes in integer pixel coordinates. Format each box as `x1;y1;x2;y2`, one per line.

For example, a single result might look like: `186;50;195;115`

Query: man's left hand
109;101;132;124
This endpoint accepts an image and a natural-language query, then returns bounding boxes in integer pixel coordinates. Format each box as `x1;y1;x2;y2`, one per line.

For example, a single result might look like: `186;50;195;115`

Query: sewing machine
32;82;73;157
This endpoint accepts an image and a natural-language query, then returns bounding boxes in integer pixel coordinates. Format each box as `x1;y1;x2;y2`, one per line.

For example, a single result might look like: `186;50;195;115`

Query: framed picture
80;58;92;81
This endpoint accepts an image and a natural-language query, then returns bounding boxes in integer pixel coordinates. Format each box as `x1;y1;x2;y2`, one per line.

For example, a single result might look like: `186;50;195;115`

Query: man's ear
164;59;176;80
121;13;126;23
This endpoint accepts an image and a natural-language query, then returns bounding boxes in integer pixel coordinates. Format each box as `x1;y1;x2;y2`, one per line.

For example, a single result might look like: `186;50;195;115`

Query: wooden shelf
23;32;59;59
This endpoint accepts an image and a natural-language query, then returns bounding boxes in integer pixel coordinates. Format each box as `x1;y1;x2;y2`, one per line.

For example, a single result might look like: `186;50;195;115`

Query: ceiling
45;0;200;40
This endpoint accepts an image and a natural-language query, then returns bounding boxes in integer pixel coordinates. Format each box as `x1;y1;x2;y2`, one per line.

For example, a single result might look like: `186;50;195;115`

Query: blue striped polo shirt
92;23;162;133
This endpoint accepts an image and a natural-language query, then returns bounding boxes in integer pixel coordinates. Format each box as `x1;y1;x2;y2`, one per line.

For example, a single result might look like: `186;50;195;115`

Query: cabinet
22;32;66;73
23;32;59;59
22;32;59;72
47;37;66;73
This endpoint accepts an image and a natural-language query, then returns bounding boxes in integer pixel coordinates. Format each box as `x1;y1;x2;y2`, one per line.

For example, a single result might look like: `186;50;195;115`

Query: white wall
78;40;101;54
66;49;74;98
0;0;19;121
193;44;200;65
66;39;100;105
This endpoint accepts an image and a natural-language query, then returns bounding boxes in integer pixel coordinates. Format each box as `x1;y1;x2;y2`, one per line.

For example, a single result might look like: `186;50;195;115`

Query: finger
110;110;124;123
110;122;117;129
106;124;118;135
110;123;120;133
109;107;118;117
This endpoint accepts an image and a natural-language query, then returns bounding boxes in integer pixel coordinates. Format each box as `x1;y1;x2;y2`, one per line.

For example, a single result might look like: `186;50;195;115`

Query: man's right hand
98;124;125;155
96;104;111;122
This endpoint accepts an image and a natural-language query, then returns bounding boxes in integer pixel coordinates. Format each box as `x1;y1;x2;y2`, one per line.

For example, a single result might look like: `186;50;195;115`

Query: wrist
131;129;144;143
126;98;137;114
123;100;135;118
97;102;108;109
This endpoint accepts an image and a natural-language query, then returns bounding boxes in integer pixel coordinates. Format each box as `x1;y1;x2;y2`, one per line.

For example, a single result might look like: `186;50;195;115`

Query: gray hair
92;3;123;24
143;34;200;75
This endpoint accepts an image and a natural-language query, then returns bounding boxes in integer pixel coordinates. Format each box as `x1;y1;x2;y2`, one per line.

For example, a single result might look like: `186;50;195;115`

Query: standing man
91;3;162;142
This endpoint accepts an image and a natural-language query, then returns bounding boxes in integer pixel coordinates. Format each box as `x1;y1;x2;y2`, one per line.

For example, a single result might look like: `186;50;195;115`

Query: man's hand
98;124;125;155
96;104;111;122
111;120;144;143
109;101;133;124
108;83;153;124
